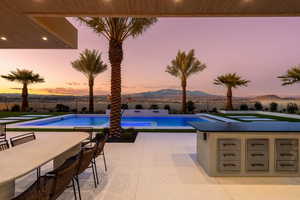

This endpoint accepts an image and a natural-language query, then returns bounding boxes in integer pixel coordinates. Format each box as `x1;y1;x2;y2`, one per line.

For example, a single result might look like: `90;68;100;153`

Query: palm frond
1;69;44;84
214;73;250;88
78;17;157;42
166;49;206;79
71;49;107;79
278;66;300;86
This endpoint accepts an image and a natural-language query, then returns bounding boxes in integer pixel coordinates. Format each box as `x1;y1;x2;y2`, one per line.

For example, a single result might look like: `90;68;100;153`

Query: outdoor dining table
0;132;89;200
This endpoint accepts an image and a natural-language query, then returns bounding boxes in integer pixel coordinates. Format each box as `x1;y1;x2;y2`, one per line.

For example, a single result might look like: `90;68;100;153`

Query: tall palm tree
1;69;44;111
71;49;107;113
166;49;206;113
278;66;300;85
78;17;157;135
214;73;250;110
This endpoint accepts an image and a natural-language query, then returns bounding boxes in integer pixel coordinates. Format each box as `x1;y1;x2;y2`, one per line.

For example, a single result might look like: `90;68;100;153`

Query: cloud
66;82;82;86
34;87;108;95
10;87;22;90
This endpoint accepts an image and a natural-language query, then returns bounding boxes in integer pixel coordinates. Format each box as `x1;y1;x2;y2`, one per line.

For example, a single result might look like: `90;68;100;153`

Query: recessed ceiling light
42;36;48;41
242;0;253;3
0;37;7;41
174;0;182;3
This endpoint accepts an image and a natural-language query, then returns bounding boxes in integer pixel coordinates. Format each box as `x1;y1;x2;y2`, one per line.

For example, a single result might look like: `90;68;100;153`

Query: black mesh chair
0;139;9;151
47;155;79;200
73;127;94;145
91;134;108;186
0;123;6;140
12;176;54;200
74;144;98;199
10;133;40;177
10;132;36;147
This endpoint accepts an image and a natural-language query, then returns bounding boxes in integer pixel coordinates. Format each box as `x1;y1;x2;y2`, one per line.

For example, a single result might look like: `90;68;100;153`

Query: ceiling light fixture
42;36;48;41
242;0;253;3
0;36;7;41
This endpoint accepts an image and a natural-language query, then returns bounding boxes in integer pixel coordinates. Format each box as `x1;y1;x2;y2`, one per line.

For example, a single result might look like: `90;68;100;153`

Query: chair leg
36;167;41;179
91;160;98;188
102;149;107;172
75;176;82;200
93;157;100;185
72;179;77;200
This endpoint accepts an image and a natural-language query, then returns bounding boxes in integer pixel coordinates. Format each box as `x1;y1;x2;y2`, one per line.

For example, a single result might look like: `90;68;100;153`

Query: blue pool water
21;115;208;127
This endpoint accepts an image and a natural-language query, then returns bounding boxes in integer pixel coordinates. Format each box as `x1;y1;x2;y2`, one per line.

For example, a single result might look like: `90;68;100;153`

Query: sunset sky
1;17;300;97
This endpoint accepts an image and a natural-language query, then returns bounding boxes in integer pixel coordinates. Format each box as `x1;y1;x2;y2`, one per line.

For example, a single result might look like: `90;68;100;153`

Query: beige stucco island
190;121;300;177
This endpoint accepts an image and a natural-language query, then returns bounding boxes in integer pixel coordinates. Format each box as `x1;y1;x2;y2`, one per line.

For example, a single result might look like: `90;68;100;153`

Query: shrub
149;104;159;109
187;101;196;113
282;108;287;113
270;102;278;112
135;104;143;109
121;104;129;109
287;103;298;114
240;104;249;111
81;107;87;113
254;102;263;110
71;108;77;113
11;104;20;112
55;104;70;112
164;105;171;110
211;108;218;113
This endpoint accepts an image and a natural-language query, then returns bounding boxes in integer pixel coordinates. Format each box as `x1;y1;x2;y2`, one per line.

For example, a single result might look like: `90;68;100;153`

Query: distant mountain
253;95;283;101
127;89;218;98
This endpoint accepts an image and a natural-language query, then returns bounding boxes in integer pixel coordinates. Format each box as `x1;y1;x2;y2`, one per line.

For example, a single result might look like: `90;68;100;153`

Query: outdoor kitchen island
190;121;300;177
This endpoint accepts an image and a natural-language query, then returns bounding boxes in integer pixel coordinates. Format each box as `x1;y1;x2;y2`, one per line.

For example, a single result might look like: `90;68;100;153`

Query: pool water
21;115;208;127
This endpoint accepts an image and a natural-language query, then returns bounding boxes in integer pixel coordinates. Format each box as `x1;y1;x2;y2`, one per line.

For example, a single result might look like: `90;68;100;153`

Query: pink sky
1;17;300;97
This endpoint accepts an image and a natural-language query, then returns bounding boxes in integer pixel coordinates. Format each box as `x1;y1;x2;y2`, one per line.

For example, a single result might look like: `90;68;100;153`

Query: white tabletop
0;132;89;185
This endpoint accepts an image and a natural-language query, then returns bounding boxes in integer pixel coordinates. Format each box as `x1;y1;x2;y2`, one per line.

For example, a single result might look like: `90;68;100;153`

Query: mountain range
126;89;218;98
0;89;296;101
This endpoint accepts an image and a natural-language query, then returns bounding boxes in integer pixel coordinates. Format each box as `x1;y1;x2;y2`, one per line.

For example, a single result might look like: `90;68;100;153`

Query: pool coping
8;113;224;130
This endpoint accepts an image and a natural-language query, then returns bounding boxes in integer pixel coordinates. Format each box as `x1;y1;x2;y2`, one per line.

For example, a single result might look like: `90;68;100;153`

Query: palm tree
78;17;157;135
71;49;107;113
214;73;250;110
278;66;300;85
1;69;44;111
166;49;206;113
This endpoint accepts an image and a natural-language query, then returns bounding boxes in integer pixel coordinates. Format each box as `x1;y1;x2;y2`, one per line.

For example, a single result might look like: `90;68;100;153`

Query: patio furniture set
0;126;108;200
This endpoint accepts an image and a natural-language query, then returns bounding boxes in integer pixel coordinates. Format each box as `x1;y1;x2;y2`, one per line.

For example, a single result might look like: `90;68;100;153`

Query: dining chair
10;132;36;147
10;132;41;177
47;155;79;200
0;139;9;151
12;175;54;200
0;123;6;140
74;144;98;200
91;133;108;186
73;127;94;145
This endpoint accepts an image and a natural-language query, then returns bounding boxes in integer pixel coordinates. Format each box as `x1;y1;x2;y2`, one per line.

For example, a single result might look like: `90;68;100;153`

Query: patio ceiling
1;0;300;49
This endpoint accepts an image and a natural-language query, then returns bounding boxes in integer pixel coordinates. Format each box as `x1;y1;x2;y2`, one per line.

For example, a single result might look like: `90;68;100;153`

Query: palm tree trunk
21;83;29;112
89;77;94;113
181;78;187;114
109;39;123;136
226;86;233;110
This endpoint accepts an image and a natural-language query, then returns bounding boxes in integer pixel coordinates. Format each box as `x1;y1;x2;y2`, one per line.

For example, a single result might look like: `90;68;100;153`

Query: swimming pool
14;114;210;129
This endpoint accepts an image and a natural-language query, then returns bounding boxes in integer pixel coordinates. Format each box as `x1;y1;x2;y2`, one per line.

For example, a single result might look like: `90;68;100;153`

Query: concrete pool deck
13;132;300;200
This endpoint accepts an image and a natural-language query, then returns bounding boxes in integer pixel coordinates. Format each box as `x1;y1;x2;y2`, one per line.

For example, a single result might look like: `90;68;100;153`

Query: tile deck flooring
14;132;300;200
